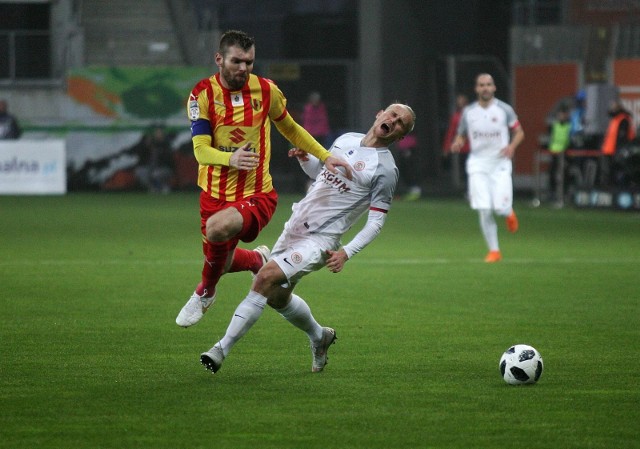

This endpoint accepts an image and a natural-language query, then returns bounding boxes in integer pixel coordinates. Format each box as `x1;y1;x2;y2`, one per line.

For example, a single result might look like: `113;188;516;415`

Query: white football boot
175;290;216;327
200;345;225;374
254;245;270;271
311;327;337;372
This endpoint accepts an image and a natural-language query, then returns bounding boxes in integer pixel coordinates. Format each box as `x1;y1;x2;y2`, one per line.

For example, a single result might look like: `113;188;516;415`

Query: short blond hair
387;103;416;134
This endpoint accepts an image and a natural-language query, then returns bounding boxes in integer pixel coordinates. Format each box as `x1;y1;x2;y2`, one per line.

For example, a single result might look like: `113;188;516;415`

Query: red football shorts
199;189;278;243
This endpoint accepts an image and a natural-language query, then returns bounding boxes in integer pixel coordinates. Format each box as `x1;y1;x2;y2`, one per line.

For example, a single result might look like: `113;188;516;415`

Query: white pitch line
359;258;640;265
1;257;640;267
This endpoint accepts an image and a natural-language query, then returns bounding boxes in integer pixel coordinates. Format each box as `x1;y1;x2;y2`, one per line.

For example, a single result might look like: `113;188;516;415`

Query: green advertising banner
67;66;208;121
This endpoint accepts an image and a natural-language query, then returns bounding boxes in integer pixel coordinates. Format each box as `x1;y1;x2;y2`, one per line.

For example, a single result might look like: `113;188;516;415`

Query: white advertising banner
0;140;67;194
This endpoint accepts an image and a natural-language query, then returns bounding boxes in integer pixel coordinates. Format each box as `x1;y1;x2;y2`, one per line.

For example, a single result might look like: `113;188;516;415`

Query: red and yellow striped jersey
187;72;288;201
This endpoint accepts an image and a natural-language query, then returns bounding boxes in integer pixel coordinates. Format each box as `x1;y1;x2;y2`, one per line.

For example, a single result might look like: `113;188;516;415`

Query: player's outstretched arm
289;148;322;179
326;210;388;273
275;114;352;179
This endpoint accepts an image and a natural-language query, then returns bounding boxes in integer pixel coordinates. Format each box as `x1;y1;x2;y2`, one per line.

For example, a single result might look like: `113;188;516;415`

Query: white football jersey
286;132;398;237
458;98;519;162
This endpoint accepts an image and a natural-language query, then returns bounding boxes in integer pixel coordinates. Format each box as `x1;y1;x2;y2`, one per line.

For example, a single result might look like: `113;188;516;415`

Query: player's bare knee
206;208;244;242
205;217;236;242
205;219;226;242
253;264;277;288
254;262;287;295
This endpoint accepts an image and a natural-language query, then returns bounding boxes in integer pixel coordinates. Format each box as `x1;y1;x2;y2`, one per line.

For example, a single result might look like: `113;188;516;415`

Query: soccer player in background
199;103;416;374
176;30;351;327
451;73;524;263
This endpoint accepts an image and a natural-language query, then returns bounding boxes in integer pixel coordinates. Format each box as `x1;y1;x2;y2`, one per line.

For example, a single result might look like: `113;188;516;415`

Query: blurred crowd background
1;0;639;207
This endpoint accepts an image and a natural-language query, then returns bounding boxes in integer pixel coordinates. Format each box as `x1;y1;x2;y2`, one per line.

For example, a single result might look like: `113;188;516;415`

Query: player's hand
324;155;353;180
501;145;515;159
288;148;309;161
325;249;349;273
229;143;259;170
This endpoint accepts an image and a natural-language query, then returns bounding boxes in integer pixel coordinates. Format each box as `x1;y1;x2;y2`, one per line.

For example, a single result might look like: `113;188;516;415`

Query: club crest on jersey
354;161;365;171
189;100;199;121
252;99;262;111
231;93;243;107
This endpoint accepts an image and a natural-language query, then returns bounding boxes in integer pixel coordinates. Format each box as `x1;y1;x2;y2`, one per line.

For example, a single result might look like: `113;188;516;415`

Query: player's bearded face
475;76;496;102
218;46;255;91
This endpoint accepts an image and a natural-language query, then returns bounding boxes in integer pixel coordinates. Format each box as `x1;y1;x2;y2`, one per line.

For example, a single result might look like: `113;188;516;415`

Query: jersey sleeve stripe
370;206;389;214
274;109;288;122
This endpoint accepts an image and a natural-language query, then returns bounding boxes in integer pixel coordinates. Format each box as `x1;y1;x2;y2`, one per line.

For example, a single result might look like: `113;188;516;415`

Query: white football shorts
467;158;513;212
271;231;340;287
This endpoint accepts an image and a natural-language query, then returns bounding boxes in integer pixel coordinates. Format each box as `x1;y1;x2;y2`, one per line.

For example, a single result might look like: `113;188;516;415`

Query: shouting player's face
372;104;414;144
216;45;255;91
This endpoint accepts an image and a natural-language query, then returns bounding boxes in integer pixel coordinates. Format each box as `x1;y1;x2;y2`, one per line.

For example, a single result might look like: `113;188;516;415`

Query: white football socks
218;290;267;357
478;209;499;251
276;294;323;343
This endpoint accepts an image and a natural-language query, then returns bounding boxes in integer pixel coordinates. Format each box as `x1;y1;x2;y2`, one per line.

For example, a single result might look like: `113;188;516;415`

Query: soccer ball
499;344;544;385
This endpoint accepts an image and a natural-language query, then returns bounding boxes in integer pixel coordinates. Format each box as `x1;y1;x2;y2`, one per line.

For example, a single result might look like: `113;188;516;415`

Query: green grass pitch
1;192;638;449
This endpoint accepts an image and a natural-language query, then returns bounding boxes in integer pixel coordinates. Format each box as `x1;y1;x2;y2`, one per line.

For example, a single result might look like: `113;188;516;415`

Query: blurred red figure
442;94;469;188
302;91;331;147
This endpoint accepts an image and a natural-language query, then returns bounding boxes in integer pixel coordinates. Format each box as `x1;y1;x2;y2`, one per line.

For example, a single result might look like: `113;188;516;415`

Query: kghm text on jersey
320;169;350;193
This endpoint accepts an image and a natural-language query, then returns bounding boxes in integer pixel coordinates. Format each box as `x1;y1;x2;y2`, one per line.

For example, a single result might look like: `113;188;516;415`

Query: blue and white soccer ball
499;344;544;385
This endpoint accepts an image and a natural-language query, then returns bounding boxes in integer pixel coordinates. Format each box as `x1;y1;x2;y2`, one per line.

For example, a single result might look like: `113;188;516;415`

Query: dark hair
219;30;255;55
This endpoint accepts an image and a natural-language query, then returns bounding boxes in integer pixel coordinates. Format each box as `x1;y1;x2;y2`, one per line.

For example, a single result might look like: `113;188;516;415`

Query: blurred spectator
442;93;469;189
600;99;635;187
191;0;217;30
0;99;22;139
394;133;421;201
547;105;571;206
71;126;177;192
569;90;586;148
133;125;175;193
302;91;331;147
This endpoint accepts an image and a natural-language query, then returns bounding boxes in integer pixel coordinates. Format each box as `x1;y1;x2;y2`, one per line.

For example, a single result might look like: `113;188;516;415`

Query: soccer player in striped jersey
199;103;416;374
176;30;351;327
451;73;525;263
